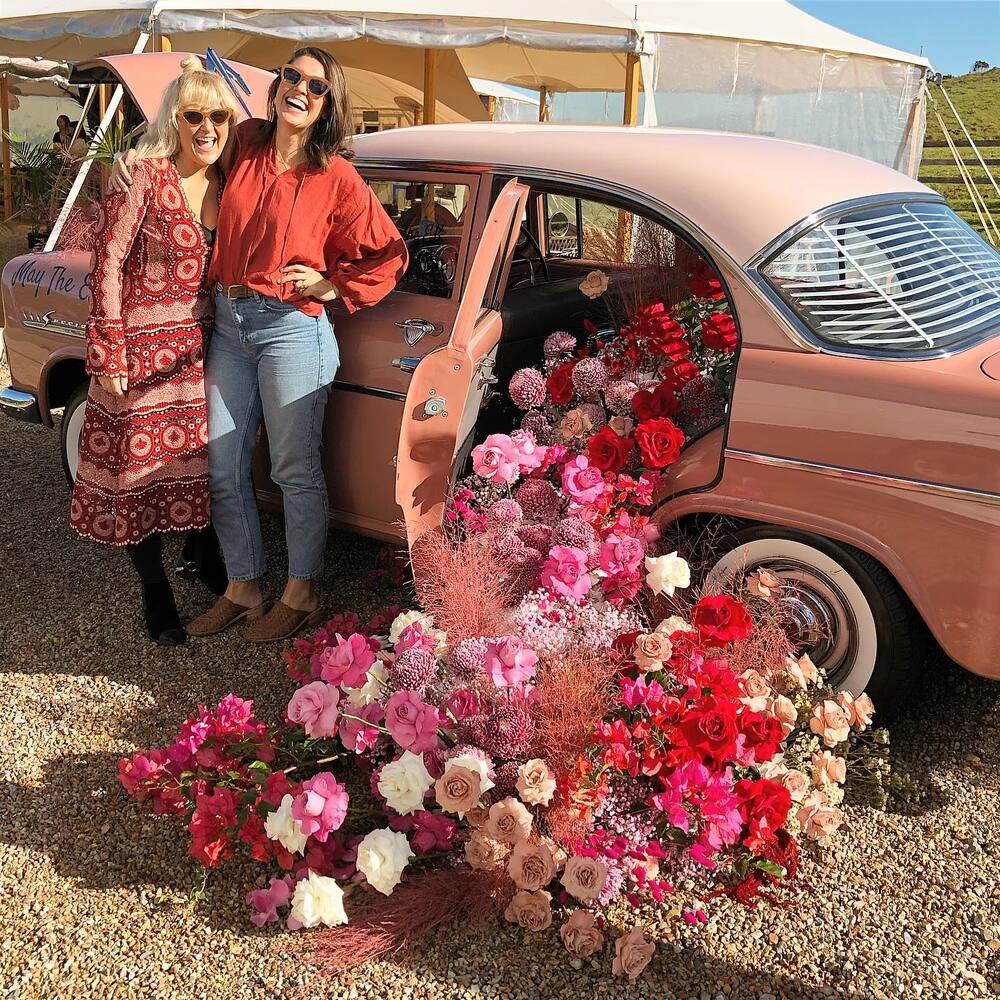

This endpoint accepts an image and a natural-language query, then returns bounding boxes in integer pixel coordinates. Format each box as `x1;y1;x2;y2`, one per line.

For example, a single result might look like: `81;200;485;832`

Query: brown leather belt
215;282;259;300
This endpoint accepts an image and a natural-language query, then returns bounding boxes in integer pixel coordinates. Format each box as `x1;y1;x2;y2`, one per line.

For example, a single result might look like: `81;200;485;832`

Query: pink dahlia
475;698;536;758
553;516;598;555
449;637;489;682
514;480;562;526
518;522;554;553
509;368;547;409
571;357;610;395
486;498;524;533
520;411;552;443
389;647;437;693
605;380;639;416
544;330;577;357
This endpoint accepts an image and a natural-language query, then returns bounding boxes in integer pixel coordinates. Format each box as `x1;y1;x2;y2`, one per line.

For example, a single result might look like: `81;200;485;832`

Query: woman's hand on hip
96;374;128;396
109;149;138;194
278;265;339;302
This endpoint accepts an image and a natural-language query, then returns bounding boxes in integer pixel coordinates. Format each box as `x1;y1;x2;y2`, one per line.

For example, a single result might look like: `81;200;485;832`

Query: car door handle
395;318;441;347
392;356;421;373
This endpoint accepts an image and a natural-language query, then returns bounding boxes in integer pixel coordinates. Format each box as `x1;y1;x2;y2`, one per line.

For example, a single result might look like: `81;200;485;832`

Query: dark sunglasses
281;65;331;97
178;109;232;126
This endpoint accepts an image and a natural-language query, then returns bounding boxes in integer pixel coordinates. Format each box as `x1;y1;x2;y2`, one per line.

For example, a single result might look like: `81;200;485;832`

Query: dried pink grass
303;869;499;973
724;601;797;681
409;528;516;643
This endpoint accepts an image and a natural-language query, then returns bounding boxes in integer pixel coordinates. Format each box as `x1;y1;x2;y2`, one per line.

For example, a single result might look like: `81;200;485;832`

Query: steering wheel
515;224;550;284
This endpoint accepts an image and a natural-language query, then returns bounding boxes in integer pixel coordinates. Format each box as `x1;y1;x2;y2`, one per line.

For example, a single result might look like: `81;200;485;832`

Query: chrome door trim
727;448;1000;507
332;379;406;402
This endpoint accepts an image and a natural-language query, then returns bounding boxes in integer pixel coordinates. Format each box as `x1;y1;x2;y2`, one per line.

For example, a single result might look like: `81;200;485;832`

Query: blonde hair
136;55;238;160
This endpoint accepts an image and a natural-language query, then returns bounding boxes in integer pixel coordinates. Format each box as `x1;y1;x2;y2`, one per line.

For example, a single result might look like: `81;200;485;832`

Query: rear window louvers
761;201;1000;356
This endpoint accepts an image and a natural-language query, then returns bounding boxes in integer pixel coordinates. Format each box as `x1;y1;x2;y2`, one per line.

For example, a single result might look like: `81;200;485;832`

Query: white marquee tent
0;0;931;174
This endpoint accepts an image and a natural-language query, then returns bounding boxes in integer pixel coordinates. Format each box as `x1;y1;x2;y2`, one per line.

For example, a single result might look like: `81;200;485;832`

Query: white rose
356;828;414;896
644;552;691;597
289;870;348;928
448;752;495;796
656;614;695;635
388;610;447;656
264;794;308;855
345;659;388;708
377;750;434;815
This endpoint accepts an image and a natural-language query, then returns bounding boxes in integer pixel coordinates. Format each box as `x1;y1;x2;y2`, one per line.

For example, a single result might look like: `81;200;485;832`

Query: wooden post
538;86;548;122
422;49;437;125
154;34;172;53
623;53;640;126
1;75;11;220
487;94;496;121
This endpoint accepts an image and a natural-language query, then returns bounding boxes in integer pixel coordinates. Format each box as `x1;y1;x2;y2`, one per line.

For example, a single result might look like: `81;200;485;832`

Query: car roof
353;123;934;265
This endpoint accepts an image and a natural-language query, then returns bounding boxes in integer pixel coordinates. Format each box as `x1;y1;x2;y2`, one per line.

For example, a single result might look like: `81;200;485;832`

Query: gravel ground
0;363;998;1000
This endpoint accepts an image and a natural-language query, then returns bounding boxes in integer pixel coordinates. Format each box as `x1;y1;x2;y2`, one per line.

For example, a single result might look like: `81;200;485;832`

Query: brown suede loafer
187;597;264;638
243;601;326;644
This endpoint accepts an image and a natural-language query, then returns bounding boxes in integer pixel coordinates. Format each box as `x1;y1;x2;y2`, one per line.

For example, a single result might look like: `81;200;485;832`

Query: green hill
920;68;1000;236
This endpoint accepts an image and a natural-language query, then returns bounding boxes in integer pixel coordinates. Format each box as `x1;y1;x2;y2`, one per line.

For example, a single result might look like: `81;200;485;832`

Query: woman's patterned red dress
70;159;213;545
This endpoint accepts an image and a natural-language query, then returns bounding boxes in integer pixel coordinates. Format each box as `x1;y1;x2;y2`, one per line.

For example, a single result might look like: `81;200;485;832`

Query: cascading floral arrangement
119;264;887;984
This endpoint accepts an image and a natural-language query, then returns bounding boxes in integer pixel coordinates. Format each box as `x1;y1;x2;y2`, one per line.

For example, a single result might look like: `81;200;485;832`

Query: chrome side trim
727;448;1000;506
332;379;406;402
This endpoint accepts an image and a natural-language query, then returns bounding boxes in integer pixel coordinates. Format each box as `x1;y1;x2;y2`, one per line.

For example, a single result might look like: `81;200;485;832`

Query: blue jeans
206;291;338;581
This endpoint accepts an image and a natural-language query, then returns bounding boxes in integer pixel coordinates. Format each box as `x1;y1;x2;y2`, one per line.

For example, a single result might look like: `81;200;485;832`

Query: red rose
688;259;725;300
634;418;685;469
739;712;786;763
675;696;739;762
690;594;753;643
734;777;792;840
632;382;679;421
651;328;691;362
547;361;575;405
700;312;738;353
661;360;702;392
587;425;633;474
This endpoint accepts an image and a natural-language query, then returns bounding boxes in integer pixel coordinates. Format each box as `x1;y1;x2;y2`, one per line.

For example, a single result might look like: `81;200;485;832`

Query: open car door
397;178;529;546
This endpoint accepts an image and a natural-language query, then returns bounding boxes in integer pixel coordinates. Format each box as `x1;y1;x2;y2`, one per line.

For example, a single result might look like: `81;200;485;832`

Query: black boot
126;534;187;646
177;525;228;595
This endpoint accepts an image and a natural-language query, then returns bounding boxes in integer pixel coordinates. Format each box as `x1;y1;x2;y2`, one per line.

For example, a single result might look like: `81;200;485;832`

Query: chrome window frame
744;191;1000;362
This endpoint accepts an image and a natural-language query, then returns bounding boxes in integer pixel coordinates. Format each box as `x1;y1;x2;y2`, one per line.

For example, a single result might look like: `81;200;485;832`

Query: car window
761;201;1000;355
367;179;471;298
543;194;645;262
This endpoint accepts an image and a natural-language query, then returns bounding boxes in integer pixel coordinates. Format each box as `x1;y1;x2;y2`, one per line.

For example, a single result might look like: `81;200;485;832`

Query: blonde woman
70;57;234;645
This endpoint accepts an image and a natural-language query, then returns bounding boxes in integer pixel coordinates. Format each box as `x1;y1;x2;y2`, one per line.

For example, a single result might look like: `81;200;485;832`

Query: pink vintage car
2;52;998;706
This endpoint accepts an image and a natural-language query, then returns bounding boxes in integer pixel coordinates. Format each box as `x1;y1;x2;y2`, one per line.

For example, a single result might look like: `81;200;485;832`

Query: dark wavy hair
254;46;354;167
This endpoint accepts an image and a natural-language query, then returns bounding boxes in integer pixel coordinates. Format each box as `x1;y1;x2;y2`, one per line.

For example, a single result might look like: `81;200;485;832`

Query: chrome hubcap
751;558;858;687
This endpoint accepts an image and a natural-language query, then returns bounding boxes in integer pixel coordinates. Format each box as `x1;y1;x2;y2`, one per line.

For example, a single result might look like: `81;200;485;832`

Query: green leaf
754;860;786;878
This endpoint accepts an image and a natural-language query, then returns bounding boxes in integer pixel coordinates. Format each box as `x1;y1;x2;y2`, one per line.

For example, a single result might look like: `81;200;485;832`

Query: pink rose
767;694;798;730
464;830;507;870
503;889;552;932
784;653;819;690
778;768;810;803
809;699;851;748
578;269;609;299
395;622;439;655
561;454;607;504
443;687;481;722
612;925;655;983
385;690;441;753
516;759;556;807
850;692;875;729
472;433;521;485
812;750;847;785
540;545;592;601
319;632;376;689
339;703;383;754
560;909;604;958
740;669;772;708
434;764;482;817
510;430;546;473
291;772;349;842
561;855;608;901
797;790;844;840
485;797;533;845
287;682;340;739
507;840;556;891
484;636;538;689
598;533;645;577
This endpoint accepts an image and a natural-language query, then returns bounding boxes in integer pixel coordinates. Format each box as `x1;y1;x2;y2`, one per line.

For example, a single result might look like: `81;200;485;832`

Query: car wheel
703;525;919;706
60;382;89;486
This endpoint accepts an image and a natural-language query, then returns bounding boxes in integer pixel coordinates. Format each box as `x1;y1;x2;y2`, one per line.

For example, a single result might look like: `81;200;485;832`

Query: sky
791;0;1000;75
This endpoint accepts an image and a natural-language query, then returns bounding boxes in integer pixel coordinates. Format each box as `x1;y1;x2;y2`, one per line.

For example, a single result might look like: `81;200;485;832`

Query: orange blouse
209;120;408;316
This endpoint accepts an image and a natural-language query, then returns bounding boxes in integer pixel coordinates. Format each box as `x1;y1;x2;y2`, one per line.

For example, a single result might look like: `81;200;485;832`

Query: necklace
275;144;305;171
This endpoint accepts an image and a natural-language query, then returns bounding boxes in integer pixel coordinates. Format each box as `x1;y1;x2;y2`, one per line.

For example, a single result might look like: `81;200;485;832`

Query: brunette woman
118;47;407;642
71;58;232;645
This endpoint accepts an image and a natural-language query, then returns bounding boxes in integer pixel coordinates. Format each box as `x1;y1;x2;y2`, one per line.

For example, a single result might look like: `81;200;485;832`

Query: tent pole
154;35;172;54
538;86;548;122
422;49;437;125
623;53;640;126
1;74;11;221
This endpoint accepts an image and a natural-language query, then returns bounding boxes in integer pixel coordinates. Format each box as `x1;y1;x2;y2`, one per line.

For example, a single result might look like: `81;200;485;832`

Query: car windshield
760;200;1000;356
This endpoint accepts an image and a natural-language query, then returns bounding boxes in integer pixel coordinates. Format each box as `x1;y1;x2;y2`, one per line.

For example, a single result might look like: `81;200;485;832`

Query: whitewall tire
60;383;88;486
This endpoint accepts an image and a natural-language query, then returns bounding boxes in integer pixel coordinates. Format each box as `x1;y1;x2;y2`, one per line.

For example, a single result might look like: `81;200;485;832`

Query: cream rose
516;759;556;807
778;768;811;803
579;269;609;299
289;870;348;928
485;797;533;845
740;669;772;711
768;694;798;730
609;415;635;437
559;910;604;958
434;764;481;818
644;552;691;598
746;568;781;602
264;794;308;855
507;840;556;891
377;750;434;816
560;408;593;441
784;652;819;689
356;828;414;896
561;855;608;902
612;925;655;983
503;889;553;931
634;632;672;672
344;659;388;708
466;805;490;830
809;699;851;747
797;791;845;840
812;750;847;786
464;830;507;870
850;692;875;729
656;615;695;636
448;752;496;796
